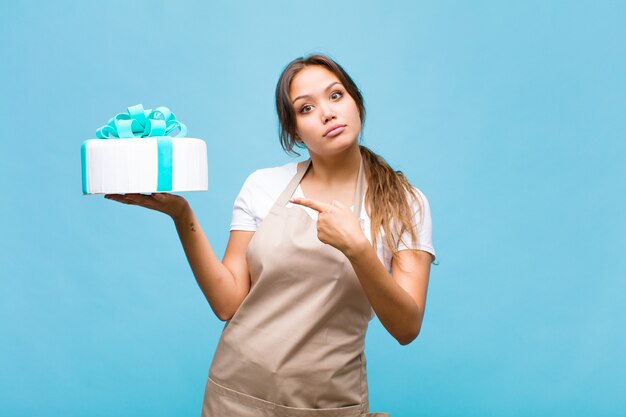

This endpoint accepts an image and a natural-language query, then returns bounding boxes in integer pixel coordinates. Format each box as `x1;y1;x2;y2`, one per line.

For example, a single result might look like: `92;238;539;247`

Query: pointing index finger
290;197;333;213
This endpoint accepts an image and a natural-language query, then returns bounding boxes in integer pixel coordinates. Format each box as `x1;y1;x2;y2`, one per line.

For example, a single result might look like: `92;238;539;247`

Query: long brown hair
275;53;423;255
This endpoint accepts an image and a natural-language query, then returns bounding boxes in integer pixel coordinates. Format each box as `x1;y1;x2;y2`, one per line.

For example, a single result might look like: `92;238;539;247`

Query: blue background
1;1;624;416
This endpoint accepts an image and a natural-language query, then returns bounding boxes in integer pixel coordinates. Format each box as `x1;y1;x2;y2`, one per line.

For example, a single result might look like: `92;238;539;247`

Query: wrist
172;201;192;224
343;235;371;261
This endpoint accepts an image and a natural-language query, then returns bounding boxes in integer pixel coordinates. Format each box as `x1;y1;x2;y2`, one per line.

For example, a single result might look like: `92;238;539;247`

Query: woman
106;54;436;416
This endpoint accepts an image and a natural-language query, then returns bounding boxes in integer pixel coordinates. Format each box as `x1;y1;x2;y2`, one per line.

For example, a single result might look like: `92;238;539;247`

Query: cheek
295;117;315;137
345;101;361;124
339;94;358;113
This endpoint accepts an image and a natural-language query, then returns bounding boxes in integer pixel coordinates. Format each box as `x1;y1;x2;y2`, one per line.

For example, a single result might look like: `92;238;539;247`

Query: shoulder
240;161;298;197
231;161;301;230
404;186;432;216
245;161;299;185
404;185;436;260
236;161;302;205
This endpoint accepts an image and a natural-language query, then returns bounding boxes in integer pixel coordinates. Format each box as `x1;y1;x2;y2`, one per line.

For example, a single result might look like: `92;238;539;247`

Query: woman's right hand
104;193;190;221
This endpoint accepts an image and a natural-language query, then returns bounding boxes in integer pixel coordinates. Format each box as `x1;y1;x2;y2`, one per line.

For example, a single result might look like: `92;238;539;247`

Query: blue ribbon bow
86;104;188;193
96;104;187;139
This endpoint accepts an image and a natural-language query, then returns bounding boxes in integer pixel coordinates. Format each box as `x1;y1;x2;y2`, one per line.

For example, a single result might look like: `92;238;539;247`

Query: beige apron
201;159;389;417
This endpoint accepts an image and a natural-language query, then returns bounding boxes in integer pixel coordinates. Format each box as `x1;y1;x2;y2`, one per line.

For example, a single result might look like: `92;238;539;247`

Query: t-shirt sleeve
230;173;258;231
396;188;436;261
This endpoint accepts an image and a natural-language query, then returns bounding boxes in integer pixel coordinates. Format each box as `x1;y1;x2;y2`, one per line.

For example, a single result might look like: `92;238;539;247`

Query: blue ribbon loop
90;104;187;193
96;104;187;139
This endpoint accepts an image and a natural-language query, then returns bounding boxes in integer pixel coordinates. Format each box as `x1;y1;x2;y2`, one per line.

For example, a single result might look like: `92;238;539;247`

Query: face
289;65;361;157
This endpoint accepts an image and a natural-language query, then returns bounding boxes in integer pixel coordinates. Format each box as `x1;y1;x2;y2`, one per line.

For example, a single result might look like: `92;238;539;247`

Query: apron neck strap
353;157;366;218
276;157;367;217
275;159;312;207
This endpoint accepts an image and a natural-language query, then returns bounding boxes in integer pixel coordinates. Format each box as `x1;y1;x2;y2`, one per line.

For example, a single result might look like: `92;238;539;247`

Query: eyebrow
291;82;343;104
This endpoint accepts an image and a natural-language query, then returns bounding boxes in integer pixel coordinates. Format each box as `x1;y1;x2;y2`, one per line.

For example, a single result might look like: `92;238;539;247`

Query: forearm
172;204;242;318
346;242;422;345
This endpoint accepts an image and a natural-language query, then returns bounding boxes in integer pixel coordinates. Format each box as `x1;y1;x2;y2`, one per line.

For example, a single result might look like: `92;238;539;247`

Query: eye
299;104;313;114
330;90;343;100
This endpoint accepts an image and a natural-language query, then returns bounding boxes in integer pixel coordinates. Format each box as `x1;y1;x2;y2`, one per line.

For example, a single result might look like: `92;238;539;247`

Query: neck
307;143;362;186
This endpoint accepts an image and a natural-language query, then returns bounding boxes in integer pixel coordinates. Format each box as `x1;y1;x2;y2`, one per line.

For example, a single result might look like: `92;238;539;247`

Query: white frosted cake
81;104;208;195
81;137;208;194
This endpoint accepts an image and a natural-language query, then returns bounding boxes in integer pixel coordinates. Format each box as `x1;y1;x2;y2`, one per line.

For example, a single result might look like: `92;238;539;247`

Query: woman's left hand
290;197;369;257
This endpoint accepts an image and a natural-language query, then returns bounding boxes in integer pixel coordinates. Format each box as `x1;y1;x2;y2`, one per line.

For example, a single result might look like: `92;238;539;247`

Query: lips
323;124;346;137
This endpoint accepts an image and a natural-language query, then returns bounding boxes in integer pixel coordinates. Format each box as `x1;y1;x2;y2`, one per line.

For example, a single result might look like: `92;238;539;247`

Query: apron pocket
204;377;371;417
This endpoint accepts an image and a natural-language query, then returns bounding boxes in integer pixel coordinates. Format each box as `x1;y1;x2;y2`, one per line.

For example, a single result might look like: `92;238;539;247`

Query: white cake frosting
81;137;208;194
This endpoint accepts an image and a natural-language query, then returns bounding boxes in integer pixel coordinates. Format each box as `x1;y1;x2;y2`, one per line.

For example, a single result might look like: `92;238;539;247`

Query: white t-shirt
230;162;436;272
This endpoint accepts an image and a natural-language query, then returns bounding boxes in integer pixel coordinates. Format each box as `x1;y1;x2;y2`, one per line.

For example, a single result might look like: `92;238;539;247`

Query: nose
320;103;336;124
